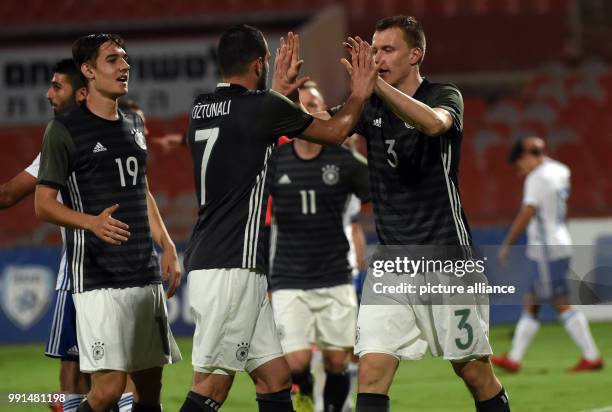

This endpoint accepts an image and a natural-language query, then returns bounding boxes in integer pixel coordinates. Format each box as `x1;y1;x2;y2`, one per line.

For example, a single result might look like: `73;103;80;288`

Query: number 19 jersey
37;104;159;293
184;83;313;273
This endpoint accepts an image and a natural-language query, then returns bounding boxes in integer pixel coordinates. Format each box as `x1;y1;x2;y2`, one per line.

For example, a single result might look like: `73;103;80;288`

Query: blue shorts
528;257;570;300
45;289;79;361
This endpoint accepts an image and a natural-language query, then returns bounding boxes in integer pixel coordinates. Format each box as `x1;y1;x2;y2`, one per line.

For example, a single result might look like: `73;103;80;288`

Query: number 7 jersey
184;83;313;273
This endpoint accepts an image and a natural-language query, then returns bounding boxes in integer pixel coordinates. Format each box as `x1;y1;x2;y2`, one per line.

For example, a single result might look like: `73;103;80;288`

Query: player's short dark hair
376;15;426;64
217;24;267;77
508;137;545;163
72;33;125;68
52;58;85;91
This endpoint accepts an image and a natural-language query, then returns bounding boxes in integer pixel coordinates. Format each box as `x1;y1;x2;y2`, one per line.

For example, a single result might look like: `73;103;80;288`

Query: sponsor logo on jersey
278;174;292;184
404;122;415;129
322;164;340;185
0;265;53;330
132;129;147;150
92;341;105;361
92;142;107;153
373;118;382;127
236;342;249;362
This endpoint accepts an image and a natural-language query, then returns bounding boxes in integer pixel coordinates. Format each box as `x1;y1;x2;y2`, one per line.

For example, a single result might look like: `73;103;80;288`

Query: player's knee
92;378;125;405
253;368;292;394
323;353;349;374
457;362;493;390
357;358;387;390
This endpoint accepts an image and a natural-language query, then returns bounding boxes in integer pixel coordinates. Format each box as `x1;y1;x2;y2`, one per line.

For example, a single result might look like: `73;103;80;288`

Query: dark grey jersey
37;105;160;293
267;143;370;290
184;83;313;273
334;79;471;246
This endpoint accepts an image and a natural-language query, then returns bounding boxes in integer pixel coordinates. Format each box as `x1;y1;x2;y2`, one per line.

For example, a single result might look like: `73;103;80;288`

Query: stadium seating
2;60;612;243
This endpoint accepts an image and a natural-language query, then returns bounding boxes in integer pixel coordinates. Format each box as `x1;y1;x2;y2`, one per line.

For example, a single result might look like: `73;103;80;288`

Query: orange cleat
491;354;521;373
568;358;604;372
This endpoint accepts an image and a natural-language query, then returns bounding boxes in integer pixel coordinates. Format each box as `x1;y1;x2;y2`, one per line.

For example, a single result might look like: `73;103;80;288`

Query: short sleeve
432;84;464;133
24;153;41;178
347;150;370;202
523;174;544;208
37;120;76;190
260;91;314;140
266;149;279;197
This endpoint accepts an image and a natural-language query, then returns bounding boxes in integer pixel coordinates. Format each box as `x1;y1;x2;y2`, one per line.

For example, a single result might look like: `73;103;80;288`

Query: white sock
62;394;86;412
311;349;325;411
118;392;134;412
508;312;540;362
561;309;600;361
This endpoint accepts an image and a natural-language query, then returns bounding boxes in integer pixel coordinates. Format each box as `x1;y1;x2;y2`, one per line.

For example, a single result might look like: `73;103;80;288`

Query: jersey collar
215;83;249;93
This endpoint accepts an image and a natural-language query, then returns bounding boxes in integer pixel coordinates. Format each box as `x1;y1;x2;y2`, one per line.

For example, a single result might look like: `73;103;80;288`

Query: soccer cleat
292;393;314;412
491;354;521;373
568;358;604;372
48;396;63;412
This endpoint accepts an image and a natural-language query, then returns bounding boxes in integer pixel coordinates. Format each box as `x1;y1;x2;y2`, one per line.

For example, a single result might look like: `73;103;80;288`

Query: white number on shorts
454;308;473;350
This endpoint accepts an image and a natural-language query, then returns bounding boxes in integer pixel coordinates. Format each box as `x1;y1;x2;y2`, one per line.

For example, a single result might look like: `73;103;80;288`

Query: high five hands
272;32;310;99
342;36;382;100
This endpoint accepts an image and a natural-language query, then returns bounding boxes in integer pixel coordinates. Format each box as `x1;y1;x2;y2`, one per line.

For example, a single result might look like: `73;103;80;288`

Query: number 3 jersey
333;79;472;246
184;83;313;274
37;104;160;293
267;142;370;291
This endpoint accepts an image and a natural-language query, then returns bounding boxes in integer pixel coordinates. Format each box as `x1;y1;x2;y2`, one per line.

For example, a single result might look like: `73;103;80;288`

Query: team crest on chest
132;129;147;150
321;164;339;185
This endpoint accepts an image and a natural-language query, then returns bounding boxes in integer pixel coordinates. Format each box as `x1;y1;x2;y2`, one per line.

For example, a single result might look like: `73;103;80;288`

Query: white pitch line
580;406;612;412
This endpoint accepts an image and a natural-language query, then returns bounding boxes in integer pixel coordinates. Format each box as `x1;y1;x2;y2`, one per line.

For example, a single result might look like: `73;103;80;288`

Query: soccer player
0;58;96;412
337;16;510;411
35;34;181;412
179;25;379;412
267;81;370;412
493;136;603;373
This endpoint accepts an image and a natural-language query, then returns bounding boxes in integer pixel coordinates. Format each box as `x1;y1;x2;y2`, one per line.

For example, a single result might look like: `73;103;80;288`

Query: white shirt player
343;194;361;278
25;153;69;291
523;158;572;261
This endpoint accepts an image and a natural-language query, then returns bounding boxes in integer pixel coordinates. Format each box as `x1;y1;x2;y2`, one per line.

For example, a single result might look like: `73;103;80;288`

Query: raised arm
374;77;454;137
299;40;381;145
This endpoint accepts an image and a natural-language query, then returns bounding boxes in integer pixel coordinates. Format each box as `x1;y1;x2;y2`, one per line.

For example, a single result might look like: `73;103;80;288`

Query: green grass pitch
0;322;610;411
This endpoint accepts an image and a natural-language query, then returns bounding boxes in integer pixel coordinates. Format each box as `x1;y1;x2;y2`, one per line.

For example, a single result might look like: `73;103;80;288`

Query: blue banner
0;246;196;345
3;227;605;344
